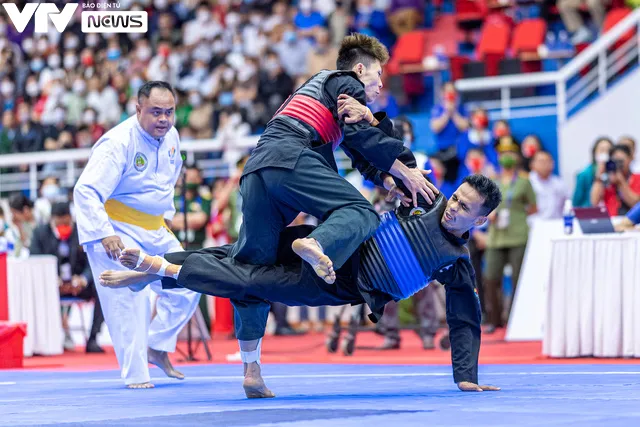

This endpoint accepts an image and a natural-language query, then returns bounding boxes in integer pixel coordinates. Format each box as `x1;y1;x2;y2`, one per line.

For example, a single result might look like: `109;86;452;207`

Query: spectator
430;82;469;182
0;110;16;157
14;101;45;159
573;137;614;208
484;137;537;334
294;0;326;39
172;164;212;251
256;49;295;126
492;119;512;143
186;90;214;139
351;0;395;49
328;0;350;46
618;136;638;173
520;134;543;173
461;146;498;180
387;0;425;37
528;150;569;220
391;116;415;148
34;176;67;225
275;25;312;81
306;27;339;78
557;0;606;45
30;202;104;353
370;88;400;121
456;108;498;169
8;193;37;258
590;144;640;216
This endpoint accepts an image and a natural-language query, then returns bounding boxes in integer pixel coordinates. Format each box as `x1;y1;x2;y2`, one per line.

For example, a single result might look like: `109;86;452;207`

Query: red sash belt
276;95;343;150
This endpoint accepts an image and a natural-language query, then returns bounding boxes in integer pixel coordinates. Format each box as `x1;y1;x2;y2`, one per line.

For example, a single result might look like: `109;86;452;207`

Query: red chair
476;16;512;75
603;7;634;51
511;18;547;56
391;30;427;65
455;0;489;46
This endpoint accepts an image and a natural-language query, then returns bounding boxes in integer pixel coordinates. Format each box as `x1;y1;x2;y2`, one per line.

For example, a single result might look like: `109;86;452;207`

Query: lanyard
502;173;518;209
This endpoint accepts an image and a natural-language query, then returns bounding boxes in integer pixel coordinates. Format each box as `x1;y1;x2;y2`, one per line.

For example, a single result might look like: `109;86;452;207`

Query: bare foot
292;238;336;284
119;248;181;277
243;362;275;399
99;270;156;289
148;348;185;380
127;382;154;389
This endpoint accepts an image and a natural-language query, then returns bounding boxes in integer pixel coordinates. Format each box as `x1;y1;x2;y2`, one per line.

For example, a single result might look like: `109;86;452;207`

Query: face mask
83;111;96;125
189;93;202;107
56;224;72;241
19;111;29;124
197;10;210;23
72;80;86;94
42;184;60;200
0;81;14;96
31;58;45;73
494;127;509;138
137;47;152;61
106;48;121;61
64;37;79;50
523;143;538;158
50;84;64;97
86;34;99;47
54;108;65;123
226;13;240;27
284;31;296;43
222;68;235;82
26;82;39;97
63;55;77;69
186;183;199;191
403;135;412;148
595;152;610;164
264;59;279;72
48;54;61;69
158;45;171;57
219;92;234;107
37;39;48;53
22;38;34;54
299;0;312;14
499;155;517;169
154;0;168;8
468;157;484;173
357;5;373;14
250;15;262;26
444;91;456;102
130;77;144;92
472;115;488;129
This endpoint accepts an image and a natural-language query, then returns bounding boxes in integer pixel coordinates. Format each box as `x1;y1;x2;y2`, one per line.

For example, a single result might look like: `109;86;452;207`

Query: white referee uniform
74;115;200;386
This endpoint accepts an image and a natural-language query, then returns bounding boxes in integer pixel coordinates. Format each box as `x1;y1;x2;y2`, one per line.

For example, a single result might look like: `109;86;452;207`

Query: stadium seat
392;30;427;65
476;16;512;61
603;7;634;50
511;19;547;56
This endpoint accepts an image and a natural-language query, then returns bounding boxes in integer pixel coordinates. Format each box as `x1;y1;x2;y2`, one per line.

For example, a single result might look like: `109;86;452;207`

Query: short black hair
462;174;502;216
611;144;632;158
51;202;71;218
138;81;176;103
337;33;389;70
8;193;34;211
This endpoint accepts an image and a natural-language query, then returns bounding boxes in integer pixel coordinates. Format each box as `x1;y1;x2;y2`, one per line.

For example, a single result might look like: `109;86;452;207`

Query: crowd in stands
0;0;639;350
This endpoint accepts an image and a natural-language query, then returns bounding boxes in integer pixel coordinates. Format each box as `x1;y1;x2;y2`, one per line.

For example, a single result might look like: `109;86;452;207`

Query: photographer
590;145;640;216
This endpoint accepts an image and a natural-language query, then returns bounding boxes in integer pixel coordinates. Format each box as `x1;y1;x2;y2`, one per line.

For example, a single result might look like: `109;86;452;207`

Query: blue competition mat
1;364;640;426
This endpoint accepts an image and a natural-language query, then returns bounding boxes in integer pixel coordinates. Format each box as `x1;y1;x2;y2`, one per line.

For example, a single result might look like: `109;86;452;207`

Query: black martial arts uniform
163;195;482;385
227;70;418;338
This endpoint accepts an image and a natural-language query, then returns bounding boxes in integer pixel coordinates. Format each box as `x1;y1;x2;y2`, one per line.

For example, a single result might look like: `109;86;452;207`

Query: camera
606;160;617;172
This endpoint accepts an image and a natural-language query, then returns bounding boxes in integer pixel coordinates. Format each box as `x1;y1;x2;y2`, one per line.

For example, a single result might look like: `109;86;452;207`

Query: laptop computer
574;206;616;234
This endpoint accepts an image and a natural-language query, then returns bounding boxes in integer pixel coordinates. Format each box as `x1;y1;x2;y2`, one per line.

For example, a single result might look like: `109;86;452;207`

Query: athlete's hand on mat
457;381;501;392
102;235;125;261
337;94;373;124
401;168;439;207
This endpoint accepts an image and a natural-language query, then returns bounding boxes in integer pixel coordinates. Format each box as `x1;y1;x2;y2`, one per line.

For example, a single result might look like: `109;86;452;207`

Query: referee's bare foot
127;382;154;389
99;270;155;289
243;362;275;399
292;238;336;284
148;348;185;380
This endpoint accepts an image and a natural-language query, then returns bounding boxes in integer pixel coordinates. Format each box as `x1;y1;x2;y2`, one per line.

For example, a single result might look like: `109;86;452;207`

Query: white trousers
85;220;200;385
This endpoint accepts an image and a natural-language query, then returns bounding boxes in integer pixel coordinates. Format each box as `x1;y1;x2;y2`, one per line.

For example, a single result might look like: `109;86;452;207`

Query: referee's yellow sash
104;199;166;231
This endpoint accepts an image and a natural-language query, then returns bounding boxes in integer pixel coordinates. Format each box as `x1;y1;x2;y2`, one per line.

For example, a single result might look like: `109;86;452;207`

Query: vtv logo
2;3;78;33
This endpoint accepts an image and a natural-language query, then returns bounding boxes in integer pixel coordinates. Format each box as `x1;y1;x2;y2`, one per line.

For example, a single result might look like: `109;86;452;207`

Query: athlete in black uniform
102;175;503;397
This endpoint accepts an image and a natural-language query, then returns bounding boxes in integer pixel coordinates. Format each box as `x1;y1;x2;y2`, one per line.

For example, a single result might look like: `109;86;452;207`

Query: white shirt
74;115;182;245
529;171;568;220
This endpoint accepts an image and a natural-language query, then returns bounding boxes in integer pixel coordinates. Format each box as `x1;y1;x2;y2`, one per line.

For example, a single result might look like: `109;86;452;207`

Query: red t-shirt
604;173;640;216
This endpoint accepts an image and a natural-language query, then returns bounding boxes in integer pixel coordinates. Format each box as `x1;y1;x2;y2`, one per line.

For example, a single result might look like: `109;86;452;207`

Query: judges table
542;233;640;358
7;255;63;356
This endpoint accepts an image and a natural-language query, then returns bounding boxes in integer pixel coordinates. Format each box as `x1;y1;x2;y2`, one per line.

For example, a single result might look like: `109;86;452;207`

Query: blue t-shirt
431;103;467;151
626;201;640;224
294;12;325;30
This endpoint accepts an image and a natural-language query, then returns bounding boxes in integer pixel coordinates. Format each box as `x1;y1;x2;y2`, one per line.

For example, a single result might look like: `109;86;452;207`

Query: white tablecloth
543;233;640;358
7;255;63;356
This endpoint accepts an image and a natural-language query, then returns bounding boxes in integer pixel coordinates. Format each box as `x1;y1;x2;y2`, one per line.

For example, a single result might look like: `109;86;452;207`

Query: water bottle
563;200;574;235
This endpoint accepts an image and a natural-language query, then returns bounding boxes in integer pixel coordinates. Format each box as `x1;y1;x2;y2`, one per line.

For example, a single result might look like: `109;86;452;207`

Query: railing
454;8;640;123
0;135;356;199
